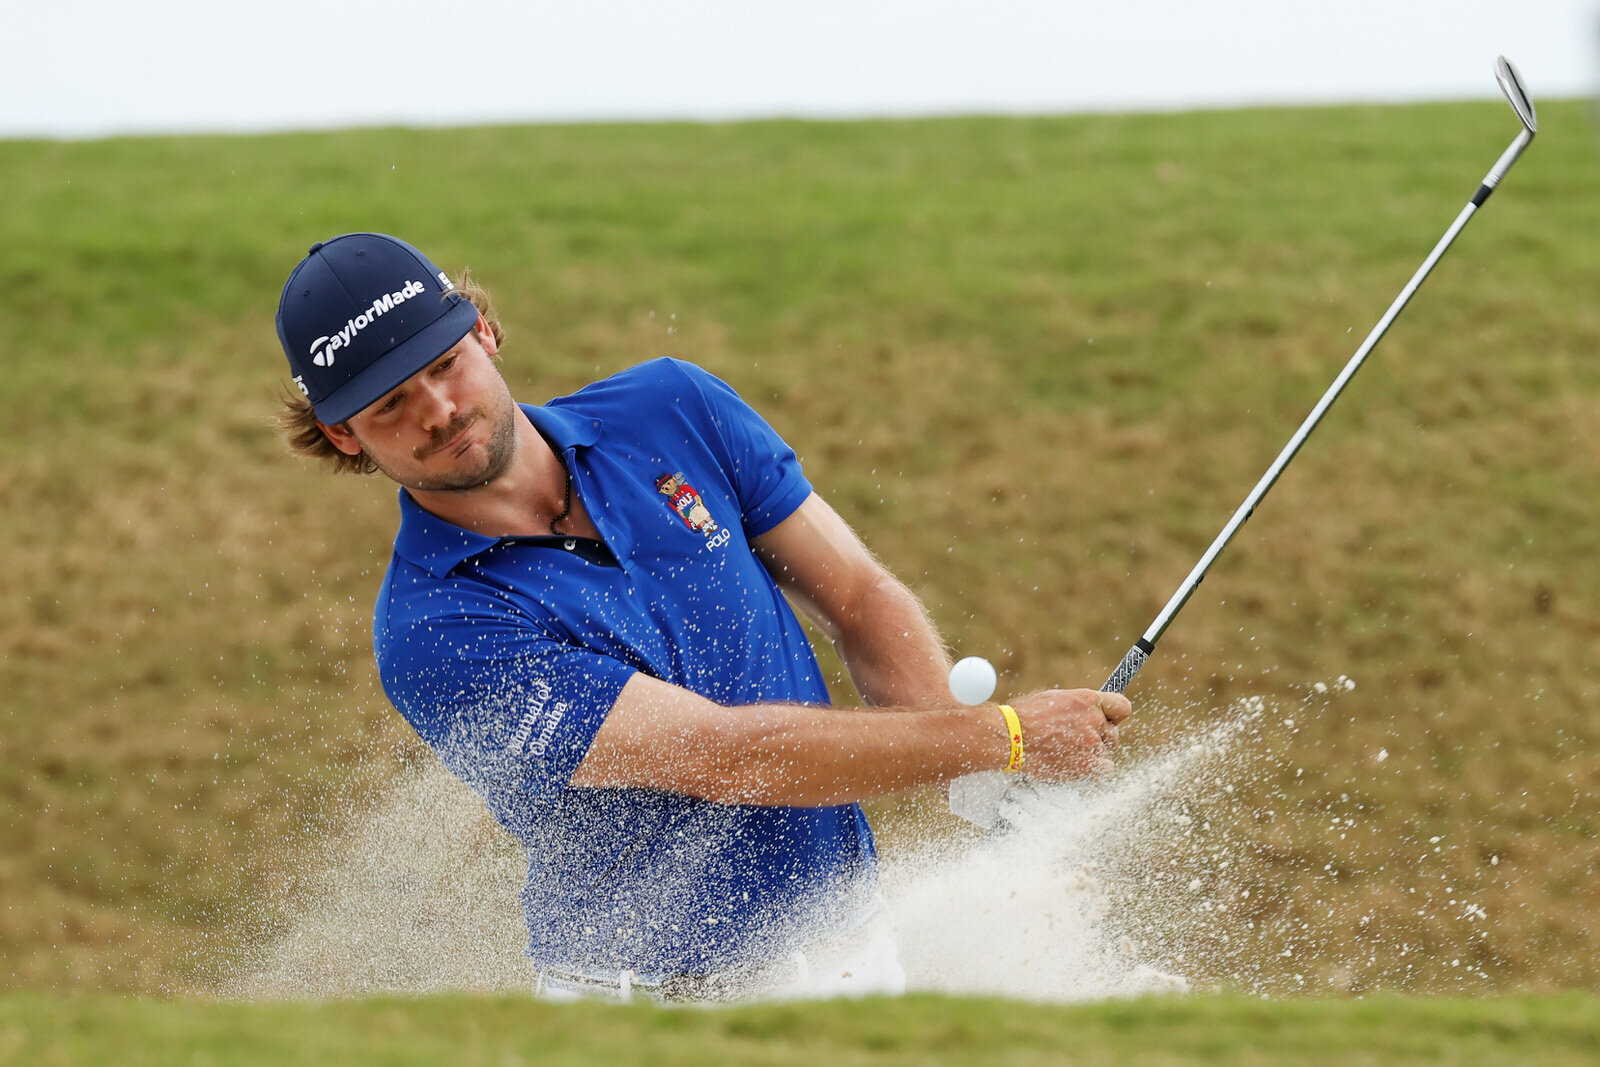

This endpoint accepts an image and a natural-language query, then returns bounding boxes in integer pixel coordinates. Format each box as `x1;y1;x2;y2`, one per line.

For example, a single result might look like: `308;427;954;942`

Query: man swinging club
274;232;1131;1001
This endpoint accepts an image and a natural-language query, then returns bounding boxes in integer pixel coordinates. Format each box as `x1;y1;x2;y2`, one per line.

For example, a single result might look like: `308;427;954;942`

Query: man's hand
1007;688;1133;779
944;688;1133;830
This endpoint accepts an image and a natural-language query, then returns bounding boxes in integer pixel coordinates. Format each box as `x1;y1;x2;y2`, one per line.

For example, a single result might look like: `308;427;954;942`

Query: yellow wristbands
997;704;1024;773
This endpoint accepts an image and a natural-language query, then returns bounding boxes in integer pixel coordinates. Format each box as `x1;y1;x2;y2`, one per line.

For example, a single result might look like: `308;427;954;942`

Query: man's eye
437;356;458;373
377;396;401;414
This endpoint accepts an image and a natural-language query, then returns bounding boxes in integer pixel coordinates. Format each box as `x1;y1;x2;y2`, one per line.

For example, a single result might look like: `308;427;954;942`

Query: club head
1495;55;1538;135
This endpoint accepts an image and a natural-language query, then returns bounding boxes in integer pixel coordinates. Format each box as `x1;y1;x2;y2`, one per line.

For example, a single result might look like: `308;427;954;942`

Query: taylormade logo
308;278;427;368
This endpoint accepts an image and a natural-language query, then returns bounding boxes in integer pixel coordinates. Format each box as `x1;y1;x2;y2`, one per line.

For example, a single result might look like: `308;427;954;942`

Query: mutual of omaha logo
510;677;567;760
655;472;722;537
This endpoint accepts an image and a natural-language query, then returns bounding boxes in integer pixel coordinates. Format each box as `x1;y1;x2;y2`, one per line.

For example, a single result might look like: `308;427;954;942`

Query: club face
1495;55;1538;135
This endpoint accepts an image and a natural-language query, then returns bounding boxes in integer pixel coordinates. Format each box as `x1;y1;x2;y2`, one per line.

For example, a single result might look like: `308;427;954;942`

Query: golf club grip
1102;639;1154;694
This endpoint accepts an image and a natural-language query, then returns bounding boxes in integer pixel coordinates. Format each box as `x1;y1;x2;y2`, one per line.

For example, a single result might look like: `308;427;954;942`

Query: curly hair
277;268;505;474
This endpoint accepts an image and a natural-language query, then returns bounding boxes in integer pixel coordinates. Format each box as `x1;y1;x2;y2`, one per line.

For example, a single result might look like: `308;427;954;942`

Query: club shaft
1150;199;1476;642
1102;128;1532;694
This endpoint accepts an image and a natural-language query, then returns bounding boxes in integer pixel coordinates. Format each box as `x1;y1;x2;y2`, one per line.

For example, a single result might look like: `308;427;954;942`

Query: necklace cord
550;460;573;535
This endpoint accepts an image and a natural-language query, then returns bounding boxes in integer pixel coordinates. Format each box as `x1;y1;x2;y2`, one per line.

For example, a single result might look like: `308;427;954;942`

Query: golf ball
948;655;998;706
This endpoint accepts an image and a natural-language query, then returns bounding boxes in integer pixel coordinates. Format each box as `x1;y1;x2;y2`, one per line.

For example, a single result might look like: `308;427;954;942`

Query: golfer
275;233;1130;1001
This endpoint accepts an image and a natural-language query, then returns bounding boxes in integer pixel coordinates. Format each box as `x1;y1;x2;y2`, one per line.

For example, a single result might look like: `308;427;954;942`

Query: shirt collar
391;401;604;578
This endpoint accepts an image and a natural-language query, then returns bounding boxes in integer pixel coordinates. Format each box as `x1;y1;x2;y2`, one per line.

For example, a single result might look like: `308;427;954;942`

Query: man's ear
475;314;498;357
318;421;363;457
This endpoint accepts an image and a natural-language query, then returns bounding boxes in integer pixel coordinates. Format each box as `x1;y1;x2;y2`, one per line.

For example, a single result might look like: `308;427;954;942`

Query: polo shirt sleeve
664;359;813;538
376;582;635;810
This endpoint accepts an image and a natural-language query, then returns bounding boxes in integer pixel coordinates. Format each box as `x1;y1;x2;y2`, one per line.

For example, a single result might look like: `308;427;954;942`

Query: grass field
2;94;1599;1051
5;992;1600;1066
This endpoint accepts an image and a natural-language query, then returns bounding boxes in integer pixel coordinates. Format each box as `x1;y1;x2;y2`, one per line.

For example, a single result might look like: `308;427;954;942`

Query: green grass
3;99;1600;1004
4;992;1599;1066
0;990;1596;1066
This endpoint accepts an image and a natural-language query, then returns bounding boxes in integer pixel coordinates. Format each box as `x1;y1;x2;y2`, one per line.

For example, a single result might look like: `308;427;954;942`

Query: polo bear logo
655;472;720;535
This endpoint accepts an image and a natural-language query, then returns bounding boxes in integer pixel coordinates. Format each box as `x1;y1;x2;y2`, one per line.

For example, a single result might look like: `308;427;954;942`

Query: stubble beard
372;398;521;493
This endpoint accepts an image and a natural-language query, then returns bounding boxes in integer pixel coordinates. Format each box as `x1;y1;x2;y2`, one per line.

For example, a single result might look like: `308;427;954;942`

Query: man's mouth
424;416;478;459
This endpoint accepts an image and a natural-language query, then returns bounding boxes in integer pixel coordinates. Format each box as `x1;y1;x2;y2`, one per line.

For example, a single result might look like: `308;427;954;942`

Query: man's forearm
690;701;1008;806
831;568;953;710
749;494;954;710
572;672;1011;806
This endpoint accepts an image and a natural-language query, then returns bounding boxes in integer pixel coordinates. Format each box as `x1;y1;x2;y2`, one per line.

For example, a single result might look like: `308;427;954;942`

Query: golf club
947;57;1537;832
1099;55;1538;696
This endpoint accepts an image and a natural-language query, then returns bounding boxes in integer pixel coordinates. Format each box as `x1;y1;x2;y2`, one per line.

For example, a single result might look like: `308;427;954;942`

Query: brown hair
277;268;505;474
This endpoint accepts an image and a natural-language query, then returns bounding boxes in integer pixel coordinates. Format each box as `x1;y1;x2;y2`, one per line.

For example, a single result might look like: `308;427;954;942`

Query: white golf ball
948;655;998;706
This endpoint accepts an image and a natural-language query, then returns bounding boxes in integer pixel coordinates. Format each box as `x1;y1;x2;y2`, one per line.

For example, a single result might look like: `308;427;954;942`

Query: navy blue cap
275;233;481;424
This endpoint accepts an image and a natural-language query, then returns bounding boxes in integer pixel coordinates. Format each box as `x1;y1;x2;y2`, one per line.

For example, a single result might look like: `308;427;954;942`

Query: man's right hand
1006;688;1133;780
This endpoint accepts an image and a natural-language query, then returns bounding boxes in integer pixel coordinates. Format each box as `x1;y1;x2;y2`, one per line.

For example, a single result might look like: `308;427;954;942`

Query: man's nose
412;376;456;430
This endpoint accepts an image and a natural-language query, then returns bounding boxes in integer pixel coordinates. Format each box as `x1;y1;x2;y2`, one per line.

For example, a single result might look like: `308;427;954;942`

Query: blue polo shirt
374;358;877;976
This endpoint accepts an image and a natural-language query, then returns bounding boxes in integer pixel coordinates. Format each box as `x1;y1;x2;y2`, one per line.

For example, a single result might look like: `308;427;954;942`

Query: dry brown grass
3;103;1599;995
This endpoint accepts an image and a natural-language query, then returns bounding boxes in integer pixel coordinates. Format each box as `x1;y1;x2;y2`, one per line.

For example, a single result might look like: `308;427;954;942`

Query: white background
4;1;1596;138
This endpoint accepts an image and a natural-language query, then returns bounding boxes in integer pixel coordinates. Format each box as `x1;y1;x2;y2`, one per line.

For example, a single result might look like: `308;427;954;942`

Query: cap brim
311;297;481;424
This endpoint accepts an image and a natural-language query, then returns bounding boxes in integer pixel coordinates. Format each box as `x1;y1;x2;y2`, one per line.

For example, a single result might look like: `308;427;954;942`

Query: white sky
4;1;1596;138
